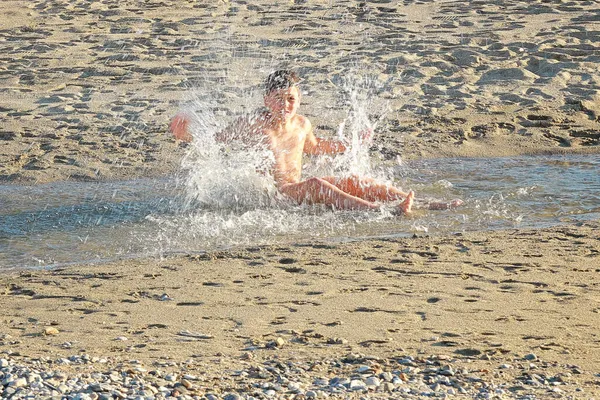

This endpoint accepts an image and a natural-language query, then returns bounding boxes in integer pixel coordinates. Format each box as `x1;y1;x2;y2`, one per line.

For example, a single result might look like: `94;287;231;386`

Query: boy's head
264;70;301;119
264;70;299;95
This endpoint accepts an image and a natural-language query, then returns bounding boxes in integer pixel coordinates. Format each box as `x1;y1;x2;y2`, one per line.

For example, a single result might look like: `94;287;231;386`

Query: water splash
145;73;403;252
178;101;280;211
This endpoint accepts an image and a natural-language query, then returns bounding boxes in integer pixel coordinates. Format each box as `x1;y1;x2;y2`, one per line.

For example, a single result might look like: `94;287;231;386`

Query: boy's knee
306;177;324;186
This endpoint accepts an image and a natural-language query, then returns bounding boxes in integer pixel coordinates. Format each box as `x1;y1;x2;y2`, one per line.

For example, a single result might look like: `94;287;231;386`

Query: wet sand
2;222;600;397
1;0;600;398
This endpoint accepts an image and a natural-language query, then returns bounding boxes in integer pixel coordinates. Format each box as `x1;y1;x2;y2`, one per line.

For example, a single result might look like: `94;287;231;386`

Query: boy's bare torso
242;111;311;186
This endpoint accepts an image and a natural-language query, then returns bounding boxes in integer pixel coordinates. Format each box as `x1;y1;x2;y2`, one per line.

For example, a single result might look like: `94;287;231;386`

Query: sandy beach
1;0;599;183
1;0;600;398
2;223;600;398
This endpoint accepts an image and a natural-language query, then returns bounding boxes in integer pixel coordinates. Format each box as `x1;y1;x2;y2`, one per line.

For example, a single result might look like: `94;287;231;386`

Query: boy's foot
428;199;463;210
398;190;415;214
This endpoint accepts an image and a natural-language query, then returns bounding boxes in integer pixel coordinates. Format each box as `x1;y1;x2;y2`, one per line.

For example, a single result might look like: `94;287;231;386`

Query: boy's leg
322;175;458;211
321;175;409;202
280;178;379;211
280;177;413;213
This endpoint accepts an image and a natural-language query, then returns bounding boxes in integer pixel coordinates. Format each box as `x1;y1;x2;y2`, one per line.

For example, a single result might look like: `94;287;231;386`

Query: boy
171;70;455;213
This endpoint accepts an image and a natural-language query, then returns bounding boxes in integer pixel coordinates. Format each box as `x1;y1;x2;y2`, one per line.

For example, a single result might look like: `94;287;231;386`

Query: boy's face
264;86;301;120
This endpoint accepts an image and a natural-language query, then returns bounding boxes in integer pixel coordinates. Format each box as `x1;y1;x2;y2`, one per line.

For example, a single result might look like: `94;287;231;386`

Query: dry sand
1;0;600;398
1;0;599;183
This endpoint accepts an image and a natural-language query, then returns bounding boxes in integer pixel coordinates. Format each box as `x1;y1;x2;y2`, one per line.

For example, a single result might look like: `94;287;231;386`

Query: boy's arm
304;134;347;155
170;112;253;144
303;119;373;155
215;116;252;143
170;113;193;143
303;120;347;155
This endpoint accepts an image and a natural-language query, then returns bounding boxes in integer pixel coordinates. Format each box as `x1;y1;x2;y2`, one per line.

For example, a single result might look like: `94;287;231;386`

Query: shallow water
1;154;598;271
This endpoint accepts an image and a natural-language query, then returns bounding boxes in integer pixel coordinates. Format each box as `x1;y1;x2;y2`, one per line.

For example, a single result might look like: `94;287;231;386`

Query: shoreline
1;145;599;185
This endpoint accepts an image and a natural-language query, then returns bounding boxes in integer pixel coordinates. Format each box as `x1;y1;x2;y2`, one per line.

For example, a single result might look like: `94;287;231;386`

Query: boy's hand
170;112;192;142
359;128;373;143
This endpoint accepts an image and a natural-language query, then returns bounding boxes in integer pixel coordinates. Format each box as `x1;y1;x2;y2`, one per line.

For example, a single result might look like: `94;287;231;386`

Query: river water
1;154;598;271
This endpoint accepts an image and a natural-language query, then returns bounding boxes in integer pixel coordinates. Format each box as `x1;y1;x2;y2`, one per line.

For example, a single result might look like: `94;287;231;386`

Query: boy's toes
398;190;414;214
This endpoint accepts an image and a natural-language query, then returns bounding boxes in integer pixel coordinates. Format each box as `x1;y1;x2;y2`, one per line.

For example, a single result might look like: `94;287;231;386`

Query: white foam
157;74;400;249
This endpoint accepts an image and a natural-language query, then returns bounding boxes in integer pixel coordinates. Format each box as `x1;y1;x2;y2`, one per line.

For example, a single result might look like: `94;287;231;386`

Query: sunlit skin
170;85;461;212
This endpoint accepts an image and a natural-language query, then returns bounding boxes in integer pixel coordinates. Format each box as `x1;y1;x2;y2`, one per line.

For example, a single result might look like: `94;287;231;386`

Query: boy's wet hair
265;70;299;94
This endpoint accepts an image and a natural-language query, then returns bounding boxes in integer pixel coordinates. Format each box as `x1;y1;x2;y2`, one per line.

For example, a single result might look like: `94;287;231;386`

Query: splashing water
178;102;280;211
2;153;599;270
143;74;403;254
310;73;392;181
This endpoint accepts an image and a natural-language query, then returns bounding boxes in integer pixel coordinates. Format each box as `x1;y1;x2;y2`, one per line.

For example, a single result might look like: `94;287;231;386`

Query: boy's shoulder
293;114;311;130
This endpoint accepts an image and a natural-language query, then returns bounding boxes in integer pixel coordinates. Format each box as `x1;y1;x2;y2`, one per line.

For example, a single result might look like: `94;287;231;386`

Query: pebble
10;377;28;388
524;353;538;361
380;371;393;381
0;353;589;399
365;376;381;387
356;365;371;373
349;379;366;390
44;327;60;336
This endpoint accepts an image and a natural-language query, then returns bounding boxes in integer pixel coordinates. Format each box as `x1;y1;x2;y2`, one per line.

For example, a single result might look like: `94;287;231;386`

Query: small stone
305;390;318;398
349;379;366;391
524;353;537;361
165;374;177;382
44;327;60;336
114;336;128;341
327;337;348;345
382;382;395;392
356;365;370;374
271;337;285;347
287;382;301;392
365;376;381;387
380;371;394;381
0;359;8;367
181;379;193;389
224;393;241;400
10;377;28;388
